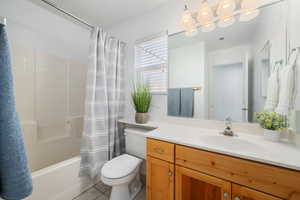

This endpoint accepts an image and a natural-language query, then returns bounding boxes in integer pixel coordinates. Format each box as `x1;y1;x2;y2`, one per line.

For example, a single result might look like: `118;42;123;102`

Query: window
135;32;168;94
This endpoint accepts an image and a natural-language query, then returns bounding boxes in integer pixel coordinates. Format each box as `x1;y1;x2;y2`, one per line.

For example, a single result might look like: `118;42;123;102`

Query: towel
180;88;194;117
0;24;32;199
167;88;181;116
264;67;279;111
275;50;299;115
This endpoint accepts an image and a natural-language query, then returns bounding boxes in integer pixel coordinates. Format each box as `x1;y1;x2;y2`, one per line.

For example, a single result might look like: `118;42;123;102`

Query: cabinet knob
234;197;241;200
167;171;172;176
223;192;230;198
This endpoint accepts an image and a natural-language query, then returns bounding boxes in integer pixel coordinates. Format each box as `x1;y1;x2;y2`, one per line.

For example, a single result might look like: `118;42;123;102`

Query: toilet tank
125;127;149;159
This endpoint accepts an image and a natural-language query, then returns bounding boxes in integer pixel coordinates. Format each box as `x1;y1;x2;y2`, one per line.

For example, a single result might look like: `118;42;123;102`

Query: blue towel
180;88;194;117
0;24;32;200
167;88;181;116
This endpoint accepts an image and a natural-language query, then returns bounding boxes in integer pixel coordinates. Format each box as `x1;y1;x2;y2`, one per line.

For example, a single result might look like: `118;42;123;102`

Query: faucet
220;117;235;136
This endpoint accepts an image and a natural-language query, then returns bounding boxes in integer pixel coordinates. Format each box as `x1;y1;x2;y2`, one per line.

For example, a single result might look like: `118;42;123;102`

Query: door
176;166;231;200
147;156;174;200
213;63;244;121
232;184;283;200
242;53;249;122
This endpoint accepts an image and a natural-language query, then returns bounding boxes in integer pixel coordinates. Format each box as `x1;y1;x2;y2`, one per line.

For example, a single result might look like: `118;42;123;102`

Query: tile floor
73;181;146;200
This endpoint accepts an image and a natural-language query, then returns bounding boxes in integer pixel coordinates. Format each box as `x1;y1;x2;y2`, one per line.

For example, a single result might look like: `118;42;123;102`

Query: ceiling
45;0;169;28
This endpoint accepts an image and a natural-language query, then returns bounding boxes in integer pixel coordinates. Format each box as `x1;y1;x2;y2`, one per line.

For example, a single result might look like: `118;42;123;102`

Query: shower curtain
79;28;126;178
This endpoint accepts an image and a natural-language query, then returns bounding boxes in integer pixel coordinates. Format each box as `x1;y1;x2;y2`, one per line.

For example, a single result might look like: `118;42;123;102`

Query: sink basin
199;135;264;153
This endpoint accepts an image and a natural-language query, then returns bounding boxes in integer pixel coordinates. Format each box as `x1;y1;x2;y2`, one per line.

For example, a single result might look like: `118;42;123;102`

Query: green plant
255;111;288;131
132;83;152;113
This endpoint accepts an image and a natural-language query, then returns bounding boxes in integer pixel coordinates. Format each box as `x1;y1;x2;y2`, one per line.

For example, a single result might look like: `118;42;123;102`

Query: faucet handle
225;117;232;128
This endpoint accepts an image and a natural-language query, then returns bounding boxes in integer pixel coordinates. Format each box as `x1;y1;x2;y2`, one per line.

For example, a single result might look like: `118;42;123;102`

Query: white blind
135;33;168;93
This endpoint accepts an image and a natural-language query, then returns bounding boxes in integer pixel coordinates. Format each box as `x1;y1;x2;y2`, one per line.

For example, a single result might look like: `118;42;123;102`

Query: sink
198;135;264;153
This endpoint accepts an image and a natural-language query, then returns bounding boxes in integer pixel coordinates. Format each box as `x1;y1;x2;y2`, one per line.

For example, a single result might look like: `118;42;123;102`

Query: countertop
119;119;300;172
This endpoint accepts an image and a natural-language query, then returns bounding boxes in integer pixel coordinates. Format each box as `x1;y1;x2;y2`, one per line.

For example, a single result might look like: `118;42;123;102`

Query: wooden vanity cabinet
232;184;282;200
146;139;175;200
176;165;231;200
146;138;300;200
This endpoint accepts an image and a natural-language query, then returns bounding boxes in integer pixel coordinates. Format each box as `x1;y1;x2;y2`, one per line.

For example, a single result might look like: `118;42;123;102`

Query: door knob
223;192;230;198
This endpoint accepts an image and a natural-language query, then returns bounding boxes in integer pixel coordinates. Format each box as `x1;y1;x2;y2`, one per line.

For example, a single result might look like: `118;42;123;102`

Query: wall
287;0;300;139
108;0;187;120
169;41;206;118
0;0;90;171
251;2;287;114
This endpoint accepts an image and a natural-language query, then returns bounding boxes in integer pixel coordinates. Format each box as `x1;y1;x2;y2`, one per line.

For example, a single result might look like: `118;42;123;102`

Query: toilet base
109;176;142;200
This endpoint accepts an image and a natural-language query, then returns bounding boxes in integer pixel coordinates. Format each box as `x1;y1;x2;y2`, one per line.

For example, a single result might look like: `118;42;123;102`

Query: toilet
101;127;147;200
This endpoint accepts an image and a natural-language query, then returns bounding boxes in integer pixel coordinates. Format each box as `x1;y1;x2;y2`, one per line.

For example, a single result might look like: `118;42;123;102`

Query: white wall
169;41;206;118
288;0;300;111
251;2;287;115
0;0;90;171
108;0;199;120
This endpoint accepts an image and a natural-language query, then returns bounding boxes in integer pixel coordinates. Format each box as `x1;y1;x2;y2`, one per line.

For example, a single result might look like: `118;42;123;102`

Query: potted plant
255;111;288;142
132;83;152;124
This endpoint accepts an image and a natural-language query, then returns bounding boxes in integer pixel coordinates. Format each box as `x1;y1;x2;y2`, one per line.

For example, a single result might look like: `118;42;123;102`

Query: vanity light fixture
240;0;260;22
180;0;261;36
181;4;198;37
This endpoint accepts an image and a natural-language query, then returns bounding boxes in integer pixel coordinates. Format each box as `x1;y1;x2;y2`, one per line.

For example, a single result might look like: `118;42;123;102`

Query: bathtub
25;156;97;200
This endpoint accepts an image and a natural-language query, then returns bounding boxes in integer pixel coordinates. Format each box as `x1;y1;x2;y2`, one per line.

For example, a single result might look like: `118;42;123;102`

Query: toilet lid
101;154;142;179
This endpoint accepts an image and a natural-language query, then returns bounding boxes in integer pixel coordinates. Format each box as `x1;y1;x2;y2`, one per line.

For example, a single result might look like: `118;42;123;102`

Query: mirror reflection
168;2;286;122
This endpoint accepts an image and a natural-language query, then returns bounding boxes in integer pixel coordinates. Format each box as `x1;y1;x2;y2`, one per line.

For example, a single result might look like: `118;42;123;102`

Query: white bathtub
25;157;97;200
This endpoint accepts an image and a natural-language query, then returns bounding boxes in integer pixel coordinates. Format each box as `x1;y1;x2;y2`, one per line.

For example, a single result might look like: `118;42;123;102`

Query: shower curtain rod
40;0;94;29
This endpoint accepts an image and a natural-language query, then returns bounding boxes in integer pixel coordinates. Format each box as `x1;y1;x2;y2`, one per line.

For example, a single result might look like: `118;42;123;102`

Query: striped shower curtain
79;27;126;179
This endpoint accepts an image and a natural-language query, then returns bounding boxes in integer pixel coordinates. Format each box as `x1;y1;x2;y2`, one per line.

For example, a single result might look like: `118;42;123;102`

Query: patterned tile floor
73;181;146;200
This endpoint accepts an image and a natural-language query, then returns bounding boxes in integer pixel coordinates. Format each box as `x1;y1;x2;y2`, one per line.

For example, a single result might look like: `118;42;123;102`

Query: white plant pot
263;129;281;142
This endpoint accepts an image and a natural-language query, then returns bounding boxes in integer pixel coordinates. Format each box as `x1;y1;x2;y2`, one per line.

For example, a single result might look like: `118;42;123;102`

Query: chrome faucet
220;117;235;136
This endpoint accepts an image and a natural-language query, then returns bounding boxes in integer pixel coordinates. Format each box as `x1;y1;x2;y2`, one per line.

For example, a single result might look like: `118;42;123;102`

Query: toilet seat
101;154;142;180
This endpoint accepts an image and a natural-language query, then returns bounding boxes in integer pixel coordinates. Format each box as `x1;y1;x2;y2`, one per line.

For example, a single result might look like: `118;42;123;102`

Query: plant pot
135;112;149;124
263;129;281;142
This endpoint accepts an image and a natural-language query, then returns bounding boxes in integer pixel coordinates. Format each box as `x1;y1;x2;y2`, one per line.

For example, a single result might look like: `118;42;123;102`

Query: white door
213;63;244;121
242;54;249;122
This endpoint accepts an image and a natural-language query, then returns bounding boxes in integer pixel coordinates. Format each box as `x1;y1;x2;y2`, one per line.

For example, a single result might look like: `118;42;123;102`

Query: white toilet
101;128;147;200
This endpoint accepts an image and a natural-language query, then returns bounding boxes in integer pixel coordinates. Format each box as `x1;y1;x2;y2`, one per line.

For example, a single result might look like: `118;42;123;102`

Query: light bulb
197;1;214;26
217;0;236;27
202;23;216;32
181;7;198;37
240;0;260;22
218;16;236;27
217;0;236;15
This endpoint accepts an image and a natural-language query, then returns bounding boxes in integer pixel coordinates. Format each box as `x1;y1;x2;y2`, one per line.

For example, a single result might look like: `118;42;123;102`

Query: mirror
167;1;287;122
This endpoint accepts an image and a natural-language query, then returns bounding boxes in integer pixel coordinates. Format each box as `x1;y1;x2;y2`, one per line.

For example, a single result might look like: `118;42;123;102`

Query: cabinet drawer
147;139;174;163
176;145;300;199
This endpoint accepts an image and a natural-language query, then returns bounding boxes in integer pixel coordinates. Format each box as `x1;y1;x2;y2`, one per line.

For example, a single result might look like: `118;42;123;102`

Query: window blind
135;32;168;93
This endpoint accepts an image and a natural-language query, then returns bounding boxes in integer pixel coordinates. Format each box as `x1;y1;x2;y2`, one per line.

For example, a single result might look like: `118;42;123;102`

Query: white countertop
119;119;300;172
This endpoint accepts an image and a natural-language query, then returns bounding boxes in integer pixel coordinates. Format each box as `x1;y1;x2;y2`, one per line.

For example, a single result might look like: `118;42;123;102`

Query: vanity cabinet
146;138;300;200
176;165;231;200
146;156;174;200
232;184;282;200
146;139;175;200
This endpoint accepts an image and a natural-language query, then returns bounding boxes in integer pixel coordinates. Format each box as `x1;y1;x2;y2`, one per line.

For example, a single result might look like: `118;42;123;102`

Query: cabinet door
232;184;283;200
176;166;231;200
147;156;174;200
